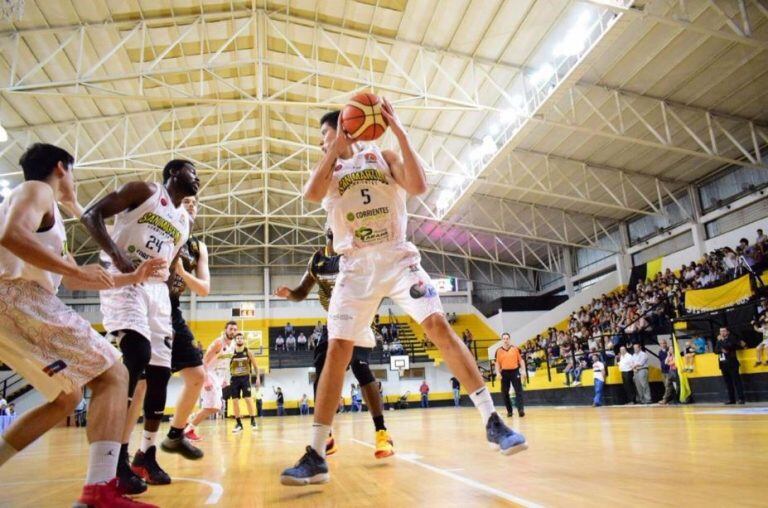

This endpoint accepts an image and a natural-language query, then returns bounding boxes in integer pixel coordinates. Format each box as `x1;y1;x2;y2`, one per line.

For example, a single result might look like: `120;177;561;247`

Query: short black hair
501;332;511;339
320;110;341;129
163;159;193;184
19;143;74;182
226;320;237;327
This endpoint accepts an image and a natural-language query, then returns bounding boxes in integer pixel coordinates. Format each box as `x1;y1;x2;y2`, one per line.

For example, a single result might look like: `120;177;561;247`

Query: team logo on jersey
337;169;388;196
127;245;136;253
161;198;168;207
354;227;374;241
42;359;67;377
409;280;437;299
346;212;355;222
137;212;182;243
364;152;377;163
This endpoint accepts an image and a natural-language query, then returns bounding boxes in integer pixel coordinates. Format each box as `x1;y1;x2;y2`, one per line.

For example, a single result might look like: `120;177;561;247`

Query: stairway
390;321;431;363
1;372;33;403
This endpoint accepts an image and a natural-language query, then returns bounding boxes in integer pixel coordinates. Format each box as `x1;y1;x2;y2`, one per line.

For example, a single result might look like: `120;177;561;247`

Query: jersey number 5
361;188;371;205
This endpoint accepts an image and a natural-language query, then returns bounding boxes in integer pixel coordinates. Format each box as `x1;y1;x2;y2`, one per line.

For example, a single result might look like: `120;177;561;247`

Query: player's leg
242;384;256;429
312;339;337;456
187;380;222;439
393;262;526;456
161;365;204;459
281;338;354;486
500;371;513;416
232;387;244;433
351;352;394;459
132;365;172;485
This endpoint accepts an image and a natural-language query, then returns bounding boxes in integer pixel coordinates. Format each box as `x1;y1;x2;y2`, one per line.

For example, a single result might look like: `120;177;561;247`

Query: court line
350;439;542;508
175;478;224;505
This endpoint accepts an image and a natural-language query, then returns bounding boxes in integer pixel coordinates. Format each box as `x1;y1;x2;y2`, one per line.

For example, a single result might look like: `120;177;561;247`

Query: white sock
85;441;120;485
310;423;331;458
0;436;19;467
469;386;496;425
140;430;158;453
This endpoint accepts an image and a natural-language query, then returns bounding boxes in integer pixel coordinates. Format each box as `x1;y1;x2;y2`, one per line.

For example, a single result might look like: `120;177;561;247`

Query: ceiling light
0;187;10;199
530;64;554;86
481;135;497;154
0;179;8;187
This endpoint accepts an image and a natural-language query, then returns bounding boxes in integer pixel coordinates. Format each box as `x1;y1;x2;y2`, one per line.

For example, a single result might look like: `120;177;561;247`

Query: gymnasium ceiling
0;0;766;290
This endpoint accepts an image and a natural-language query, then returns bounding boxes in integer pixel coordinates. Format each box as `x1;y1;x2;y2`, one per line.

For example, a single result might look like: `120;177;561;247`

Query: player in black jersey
275;228;394;459
159;196;210;459
229;333;260;433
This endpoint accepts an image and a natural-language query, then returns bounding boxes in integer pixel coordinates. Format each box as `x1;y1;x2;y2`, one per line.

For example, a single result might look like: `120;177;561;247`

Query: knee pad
143;365;172;421
116;330;151;397
351;359;376;387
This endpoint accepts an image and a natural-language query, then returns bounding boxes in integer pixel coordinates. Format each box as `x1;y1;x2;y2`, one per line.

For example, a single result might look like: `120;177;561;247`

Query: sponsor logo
364;152;377;163
330;313;353;321
337;168;388;195
127;245;136;253
355;227;374;241
354;206;389;220
137;212;182;244
346;212;355;222
335;164;343;171
42;359;67;377
409;280;437;299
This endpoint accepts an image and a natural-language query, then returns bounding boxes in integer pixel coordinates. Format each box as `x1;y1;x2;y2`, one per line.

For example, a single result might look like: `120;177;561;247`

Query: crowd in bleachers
519;230;768;376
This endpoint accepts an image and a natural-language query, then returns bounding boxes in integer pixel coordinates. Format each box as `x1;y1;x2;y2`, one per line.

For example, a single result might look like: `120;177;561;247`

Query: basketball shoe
184;427;202;442
325;435;338;456
374;430;394;459
161;435;204;460
73;479;159;508
116;452;147;495
131;446;171;485
280;446;329;486
232;422;244;434
485;413;527;455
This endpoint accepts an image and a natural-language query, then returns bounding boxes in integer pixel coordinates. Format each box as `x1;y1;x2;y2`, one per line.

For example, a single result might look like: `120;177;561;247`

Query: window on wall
705;197;768;239
699;164;768;213
401;367;426;379
575;229;619;273
628;192;692;245
631;231;694;265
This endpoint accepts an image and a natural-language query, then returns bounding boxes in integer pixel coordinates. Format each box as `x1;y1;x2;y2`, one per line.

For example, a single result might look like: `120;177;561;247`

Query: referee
494;333;526;417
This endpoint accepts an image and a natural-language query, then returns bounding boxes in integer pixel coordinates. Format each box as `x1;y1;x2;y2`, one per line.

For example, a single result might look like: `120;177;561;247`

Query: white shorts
328;242;443;347
0;279;121;402
101;282;173;368
200;371;223;410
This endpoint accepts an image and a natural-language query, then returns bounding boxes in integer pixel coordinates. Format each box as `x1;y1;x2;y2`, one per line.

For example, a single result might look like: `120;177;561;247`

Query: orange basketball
341;93;388;141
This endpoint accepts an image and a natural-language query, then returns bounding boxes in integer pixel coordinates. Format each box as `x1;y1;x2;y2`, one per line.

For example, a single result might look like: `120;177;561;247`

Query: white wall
704;217;767;253
488;310;547;337
661;245;699;271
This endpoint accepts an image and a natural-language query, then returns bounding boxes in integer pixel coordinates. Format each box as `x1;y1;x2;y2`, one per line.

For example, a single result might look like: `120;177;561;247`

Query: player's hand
75;264;115;288
331;112;354;156
174;258;188;278
380;97;405;138
132;258;167;283
274;286;291;298
58;197;85;219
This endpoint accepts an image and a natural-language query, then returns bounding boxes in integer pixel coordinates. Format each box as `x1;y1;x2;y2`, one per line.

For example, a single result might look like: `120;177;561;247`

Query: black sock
167;426;183;440
118;443;129;468
372;415;386;431
250;416;256;425
236;418;242;426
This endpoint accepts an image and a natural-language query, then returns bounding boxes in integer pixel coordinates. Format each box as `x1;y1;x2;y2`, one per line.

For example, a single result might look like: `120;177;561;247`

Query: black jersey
308;248;341;312
170;236;201;305
230;347;252;377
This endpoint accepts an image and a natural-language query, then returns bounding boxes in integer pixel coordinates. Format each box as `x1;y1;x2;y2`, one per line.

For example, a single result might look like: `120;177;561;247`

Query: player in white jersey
281;103;526;486
82;159;199;493
184;321;238;440
0;143;163;507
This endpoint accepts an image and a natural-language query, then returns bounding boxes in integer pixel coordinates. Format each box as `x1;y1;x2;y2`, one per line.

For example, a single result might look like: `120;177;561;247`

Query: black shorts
170;305;203;373
229;375;252;399
313;339;374;386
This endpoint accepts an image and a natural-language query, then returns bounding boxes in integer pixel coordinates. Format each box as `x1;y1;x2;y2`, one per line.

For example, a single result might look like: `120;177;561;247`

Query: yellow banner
646;257;663;281
684;275;753;313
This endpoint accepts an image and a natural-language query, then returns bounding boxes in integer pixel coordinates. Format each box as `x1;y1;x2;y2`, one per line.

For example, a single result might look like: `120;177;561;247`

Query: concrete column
263;266;270;320
615;222;632;286
562;248;575;297
688;185;707;258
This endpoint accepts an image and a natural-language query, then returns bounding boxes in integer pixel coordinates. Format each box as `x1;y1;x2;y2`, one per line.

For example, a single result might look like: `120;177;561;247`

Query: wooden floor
1;404;766;507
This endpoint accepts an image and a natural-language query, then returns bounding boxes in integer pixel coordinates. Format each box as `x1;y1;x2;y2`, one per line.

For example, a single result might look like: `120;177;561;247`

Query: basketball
341;93;388;141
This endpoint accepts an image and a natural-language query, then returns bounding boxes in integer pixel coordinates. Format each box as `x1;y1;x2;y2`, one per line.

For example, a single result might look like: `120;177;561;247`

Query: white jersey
211;336;235;384
99;185;189;282
0;199;67;294
322;145;411;255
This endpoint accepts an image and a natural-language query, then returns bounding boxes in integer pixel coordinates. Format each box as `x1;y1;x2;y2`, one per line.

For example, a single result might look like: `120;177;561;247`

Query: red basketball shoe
73;478;158;508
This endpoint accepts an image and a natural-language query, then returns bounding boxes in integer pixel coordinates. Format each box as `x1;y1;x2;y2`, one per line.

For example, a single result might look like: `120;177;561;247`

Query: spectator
254;385;263;417
286;334;297;352
6;403;14;416
465;329;474;349
308;330;317;350
632;343;651;404
274;387;285;416
299;394;309;415
423;333;433;349
74;397;88;427
757;228;768;246
563;357;578;386
683;340;697;372
390;324;399;341
284;322;294;337
275;334;285;351
381;325;389;341
450;377;461;406
350;384;362;412
658;339;677;405
715;327;747;405
618;346;636;404
753;314;768;366
419;380;430;408
337;396;346;414
390;339;404;356
494;333;526;417
592;354;605;407
297;332;308;350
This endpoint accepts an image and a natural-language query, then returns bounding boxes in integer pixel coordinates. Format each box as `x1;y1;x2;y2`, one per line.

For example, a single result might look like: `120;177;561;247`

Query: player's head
163;159;200;197
19;143;76;198
182;196;198;221
225;320;238;339
234;333;245;351
319;110;341;154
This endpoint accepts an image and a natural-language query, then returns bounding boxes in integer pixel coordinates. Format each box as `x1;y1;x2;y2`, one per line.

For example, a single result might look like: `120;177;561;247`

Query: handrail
1;373;26;400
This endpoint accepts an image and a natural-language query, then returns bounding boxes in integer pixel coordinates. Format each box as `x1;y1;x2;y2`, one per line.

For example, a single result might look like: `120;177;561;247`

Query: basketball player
159;195;209;459
0;143;163;507
81;159;199;492
281;102;526;486
184;321;237;439
228;332;260;433
275;227;395;459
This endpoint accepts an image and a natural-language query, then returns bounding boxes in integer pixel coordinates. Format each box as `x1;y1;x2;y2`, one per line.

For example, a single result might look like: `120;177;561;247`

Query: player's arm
247;349;260;385
0;182;112;287
304;115;353;202
380;98;428;196
201;340;222;389
62;255;166;290
175;241;211;297
81;181;156;273
274;256;317;301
